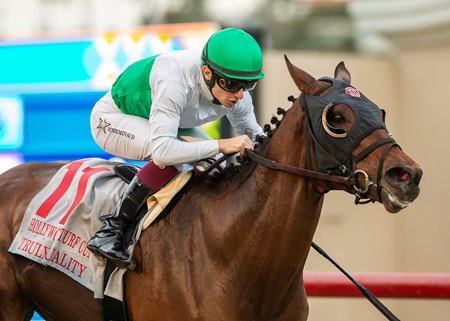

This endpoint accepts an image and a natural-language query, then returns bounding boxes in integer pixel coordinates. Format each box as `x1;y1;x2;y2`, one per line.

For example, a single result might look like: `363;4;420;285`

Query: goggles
215;73;258;92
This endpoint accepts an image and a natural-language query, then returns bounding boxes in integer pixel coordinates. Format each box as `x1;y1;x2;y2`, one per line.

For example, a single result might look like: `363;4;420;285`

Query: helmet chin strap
203;67;222;105
211;94;221;105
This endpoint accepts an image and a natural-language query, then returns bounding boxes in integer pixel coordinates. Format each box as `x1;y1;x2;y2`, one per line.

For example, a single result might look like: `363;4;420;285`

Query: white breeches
90;92;211;161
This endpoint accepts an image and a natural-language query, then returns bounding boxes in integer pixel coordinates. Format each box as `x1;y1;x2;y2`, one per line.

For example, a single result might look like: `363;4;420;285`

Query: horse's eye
328;113;345;126
322;104;348;138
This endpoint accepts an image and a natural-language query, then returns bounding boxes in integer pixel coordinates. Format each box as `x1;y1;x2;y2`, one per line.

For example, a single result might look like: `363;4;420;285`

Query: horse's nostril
399;170;410;182
387;166;422;186
387;167;410;184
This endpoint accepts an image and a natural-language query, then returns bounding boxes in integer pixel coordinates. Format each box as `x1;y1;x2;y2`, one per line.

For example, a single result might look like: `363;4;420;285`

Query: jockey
87;28;265;267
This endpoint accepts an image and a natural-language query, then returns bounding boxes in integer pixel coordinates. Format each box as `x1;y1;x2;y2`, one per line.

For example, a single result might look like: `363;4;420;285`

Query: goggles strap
202;67;221;105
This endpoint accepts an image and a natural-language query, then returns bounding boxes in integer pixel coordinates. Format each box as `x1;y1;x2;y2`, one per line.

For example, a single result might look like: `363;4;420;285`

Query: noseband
247;79;399;204
351;137;399;203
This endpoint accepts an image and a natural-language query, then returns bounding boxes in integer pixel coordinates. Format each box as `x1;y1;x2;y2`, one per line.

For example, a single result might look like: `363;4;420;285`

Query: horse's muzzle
382;164;423;212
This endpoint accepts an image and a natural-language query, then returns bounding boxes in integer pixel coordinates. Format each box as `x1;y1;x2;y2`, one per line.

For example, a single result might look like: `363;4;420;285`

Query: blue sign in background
0;38;114;165
0;96;24;150
20;91;107;161
0;41;94;85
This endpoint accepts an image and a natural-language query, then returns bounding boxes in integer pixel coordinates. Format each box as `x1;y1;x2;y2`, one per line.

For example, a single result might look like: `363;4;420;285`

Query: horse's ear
284;55;318;95
334;61;351;84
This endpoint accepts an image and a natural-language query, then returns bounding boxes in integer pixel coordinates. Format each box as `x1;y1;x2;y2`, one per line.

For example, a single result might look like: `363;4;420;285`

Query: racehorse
0;56;422;321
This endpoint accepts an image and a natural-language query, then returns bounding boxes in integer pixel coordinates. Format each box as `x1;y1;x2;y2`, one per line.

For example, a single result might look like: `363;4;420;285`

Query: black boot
87;176;154;268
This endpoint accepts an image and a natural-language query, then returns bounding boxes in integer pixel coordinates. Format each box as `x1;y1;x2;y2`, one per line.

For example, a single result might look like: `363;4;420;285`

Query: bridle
246;79;400;204
352;137;399;203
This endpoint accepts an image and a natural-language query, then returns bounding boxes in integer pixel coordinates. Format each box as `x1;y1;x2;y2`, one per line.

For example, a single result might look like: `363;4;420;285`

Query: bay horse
0;57;422;321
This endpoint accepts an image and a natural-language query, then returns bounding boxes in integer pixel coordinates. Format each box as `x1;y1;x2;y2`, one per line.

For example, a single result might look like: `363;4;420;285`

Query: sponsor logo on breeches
97;118;135;139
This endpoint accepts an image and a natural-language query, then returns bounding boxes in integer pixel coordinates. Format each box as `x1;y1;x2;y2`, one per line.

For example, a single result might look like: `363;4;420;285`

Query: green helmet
201;28;264;81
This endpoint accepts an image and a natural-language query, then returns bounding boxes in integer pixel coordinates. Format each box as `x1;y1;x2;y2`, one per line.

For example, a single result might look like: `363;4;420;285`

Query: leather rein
246;150;356;188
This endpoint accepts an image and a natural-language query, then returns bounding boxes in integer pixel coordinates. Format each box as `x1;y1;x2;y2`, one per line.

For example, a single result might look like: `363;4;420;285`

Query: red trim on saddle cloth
136;161;179;192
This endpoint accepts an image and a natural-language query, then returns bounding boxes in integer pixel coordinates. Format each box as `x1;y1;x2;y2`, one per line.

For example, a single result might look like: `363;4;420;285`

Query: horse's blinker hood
302;77;387;174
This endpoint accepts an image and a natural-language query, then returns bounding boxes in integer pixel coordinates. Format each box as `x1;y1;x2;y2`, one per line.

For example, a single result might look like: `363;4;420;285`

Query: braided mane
205;95;297;184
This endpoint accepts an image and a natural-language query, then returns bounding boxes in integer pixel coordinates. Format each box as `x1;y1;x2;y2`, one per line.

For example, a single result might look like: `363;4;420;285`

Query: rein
246;150;356;188
245;124;397;201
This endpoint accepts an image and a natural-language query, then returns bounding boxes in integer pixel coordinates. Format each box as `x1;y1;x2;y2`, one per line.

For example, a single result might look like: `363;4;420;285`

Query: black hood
302;77;387;174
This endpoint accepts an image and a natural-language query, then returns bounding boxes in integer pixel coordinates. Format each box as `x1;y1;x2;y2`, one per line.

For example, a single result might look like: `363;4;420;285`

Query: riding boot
87;175;153;267
87;161;179;268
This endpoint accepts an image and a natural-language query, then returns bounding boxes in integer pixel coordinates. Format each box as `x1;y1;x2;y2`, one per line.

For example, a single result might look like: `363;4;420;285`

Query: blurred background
1;0;449;320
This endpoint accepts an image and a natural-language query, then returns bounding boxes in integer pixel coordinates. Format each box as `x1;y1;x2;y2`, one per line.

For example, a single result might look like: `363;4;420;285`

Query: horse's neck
246;106;323;264
202;105;324;292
